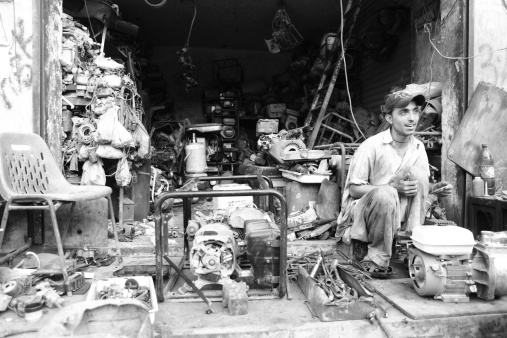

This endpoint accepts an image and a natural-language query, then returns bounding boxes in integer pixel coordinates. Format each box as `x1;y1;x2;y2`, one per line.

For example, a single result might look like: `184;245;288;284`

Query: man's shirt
338;128;430;225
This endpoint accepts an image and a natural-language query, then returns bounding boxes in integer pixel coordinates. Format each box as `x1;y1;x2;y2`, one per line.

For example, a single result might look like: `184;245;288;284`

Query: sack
111;119;133;148
77;144;89;161
95;109;117;144
115;157;132;187
95;144;123;159
81;158;106;186
405;82;442;100
133;122;151;158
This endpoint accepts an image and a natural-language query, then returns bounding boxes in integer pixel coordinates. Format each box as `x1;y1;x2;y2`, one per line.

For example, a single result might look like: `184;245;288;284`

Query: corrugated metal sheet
356;0;412;111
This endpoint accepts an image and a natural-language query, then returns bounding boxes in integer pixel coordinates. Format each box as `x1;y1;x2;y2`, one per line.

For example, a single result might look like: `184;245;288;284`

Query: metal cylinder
185;141;206;173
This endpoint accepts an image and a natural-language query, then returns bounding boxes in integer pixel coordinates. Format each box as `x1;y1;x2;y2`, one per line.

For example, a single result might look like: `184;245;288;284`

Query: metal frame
154;187;287;302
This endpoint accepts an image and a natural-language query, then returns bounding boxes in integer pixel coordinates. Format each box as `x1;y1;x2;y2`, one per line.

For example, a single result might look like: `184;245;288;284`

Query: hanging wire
83;0;97;43
144;0;167;8
186;0;197;48
340;0;365;140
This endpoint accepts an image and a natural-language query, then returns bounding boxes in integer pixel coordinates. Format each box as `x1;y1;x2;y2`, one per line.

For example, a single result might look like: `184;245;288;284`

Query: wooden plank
367;278;507;320
448;82;507;179
412;0;467;225
42;0;64;165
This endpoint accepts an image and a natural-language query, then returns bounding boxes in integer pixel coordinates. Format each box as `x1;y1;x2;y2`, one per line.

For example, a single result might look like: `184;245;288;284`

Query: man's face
386;101;421;137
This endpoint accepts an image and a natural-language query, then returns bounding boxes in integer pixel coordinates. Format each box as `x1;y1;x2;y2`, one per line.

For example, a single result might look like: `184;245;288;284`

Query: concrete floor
1;201;507;337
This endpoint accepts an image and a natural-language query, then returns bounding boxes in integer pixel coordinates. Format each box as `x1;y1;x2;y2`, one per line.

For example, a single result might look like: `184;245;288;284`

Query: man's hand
431;182;453;197
390;180;418;196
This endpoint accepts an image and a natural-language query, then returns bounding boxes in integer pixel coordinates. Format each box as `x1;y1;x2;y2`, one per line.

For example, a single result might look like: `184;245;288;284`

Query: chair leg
47;203;69;285
60;202;76;240
107;195;123;263
0;200;12;252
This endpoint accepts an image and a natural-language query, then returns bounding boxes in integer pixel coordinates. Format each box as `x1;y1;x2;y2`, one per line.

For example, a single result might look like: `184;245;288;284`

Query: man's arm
349;180;419;199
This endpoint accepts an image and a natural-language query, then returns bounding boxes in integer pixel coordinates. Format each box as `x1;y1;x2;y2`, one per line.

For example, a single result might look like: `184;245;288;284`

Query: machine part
154;188;287;302
186;220;201;238
408;245;473;303
189;223;238;289
471;231;507;300
185;135;207;174
221;126;236;138
48;272;85;293
222;281;249;316
268;139;306;164
3;280;23;298
245;219;281;287
77;124;96;144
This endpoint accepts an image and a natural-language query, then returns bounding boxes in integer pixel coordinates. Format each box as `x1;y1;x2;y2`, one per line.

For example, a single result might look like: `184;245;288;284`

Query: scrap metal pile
60;13;150;188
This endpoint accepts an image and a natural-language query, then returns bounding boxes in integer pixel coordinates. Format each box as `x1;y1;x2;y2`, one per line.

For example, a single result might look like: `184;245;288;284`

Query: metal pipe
154;189;287;302
0;238;32;265
314;143;361;149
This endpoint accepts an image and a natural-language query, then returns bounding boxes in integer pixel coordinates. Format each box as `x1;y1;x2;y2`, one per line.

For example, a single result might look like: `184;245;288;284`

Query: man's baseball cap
384;90;426;113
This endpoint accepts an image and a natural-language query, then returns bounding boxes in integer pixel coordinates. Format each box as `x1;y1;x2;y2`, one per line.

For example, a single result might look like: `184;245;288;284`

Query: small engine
184;207;280;291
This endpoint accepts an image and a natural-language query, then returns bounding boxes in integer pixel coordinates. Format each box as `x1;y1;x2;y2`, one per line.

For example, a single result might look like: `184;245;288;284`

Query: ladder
306;1;362;149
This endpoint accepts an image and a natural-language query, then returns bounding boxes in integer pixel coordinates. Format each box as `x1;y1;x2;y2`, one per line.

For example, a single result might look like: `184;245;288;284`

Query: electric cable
340;0;365;140
185;0;197;48
83;0;97;43
144;0;167;8
427;30;507;60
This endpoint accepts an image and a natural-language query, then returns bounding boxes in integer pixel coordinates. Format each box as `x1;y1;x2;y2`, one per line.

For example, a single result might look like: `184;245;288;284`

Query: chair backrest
0;132;68;199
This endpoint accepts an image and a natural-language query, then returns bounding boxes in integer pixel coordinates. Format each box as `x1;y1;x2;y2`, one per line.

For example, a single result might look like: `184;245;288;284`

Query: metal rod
162;254;214;312
48;203;69;285
0;238;32;264
154;189;287;302
108;196;122;263
163;256;184;296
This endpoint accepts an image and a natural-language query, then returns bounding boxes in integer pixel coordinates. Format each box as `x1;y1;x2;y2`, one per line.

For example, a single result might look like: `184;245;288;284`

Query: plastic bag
111;119;133;148
115;157;132;187
95;144;123;159
95;108;117;144
133;122;151;158
77;143;89;161
405;82;442;100
81;158;106;186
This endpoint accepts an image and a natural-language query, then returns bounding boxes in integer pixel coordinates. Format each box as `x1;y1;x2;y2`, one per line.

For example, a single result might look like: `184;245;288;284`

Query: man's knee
369;186;398;207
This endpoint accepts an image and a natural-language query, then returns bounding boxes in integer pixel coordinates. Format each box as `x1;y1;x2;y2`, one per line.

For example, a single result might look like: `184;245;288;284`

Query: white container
280;169;331;184
212;184;253;210
185;141;206;173
411;225;476;256
85;276;158;324
256;119;279;134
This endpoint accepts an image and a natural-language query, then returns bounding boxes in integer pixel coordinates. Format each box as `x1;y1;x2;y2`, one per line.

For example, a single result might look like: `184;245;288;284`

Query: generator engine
189;222;238;289
408;225;476;303
184;207;280;291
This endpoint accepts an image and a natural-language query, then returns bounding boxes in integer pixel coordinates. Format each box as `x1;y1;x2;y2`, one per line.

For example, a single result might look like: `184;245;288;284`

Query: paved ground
1;200;507;337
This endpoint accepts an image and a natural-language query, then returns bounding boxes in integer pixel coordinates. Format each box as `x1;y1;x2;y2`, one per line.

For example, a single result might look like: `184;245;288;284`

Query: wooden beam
412;0;468;225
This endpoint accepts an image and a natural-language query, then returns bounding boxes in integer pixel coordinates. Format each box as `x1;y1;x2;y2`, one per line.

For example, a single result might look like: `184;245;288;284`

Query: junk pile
60;13;150;187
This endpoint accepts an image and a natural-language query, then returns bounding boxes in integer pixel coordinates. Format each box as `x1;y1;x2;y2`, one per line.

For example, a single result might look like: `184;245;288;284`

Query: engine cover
245;219;280;287
408;245;474;303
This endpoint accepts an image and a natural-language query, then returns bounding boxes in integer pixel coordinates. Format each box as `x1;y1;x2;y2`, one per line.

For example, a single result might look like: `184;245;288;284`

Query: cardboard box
86;276;158;324
212;184;253;210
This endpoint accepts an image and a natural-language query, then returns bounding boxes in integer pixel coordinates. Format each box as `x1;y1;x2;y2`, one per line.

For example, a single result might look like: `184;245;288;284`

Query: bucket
185;141;206;173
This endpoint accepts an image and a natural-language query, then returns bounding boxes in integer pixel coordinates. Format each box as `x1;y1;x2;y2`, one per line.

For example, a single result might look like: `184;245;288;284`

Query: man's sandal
360;260;393;279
